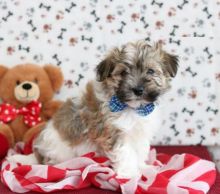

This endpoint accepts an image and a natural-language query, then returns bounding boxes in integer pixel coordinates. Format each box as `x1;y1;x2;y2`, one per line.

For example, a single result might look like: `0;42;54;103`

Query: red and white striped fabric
0;143;217;194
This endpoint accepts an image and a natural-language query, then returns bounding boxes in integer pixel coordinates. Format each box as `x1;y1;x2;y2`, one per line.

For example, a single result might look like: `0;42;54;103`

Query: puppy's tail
7;153;39;165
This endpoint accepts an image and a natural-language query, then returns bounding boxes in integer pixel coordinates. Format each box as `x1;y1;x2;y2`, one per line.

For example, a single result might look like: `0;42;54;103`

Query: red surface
0;146;219;194
0;133;9;159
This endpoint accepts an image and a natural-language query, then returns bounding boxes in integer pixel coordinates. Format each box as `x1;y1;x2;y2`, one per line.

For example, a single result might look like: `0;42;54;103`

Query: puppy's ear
96;48;122;81
0;65;8;80
153;42;179;77
96;58;115;82
44;65;64;92
163;53;179;77
154;41;162;51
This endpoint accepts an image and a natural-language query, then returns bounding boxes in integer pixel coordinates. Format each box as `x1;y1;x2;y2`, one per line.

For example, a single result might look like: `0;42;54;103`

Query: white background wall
0;0;219;148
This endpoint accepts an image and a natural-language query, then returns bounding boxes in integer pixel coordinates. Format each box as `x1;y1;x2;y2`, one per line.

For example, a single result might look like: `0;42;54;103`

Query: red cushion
0;146;219;194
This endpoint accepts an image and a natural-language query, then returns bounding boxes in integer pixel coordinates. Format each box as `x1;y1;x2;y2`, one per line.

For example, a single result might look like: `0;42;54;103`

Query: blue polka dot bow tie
109;95;155;116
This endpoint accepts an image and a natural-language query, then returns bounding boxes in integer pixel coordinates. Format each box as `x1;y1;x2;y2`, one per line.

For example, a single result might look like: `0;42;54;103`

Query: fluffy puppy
8;40;178;178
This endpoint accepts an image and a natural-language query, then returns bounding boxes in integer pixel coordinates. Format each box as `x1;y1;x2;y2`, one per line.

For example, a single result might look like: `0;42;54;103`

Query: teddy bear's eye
34;78;38;84
16;80;20;85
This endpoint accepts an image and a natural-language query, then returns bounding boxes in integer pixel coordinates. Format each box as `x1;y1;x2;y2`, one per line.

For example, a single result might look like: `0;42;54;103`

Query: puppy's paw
7;153;38;165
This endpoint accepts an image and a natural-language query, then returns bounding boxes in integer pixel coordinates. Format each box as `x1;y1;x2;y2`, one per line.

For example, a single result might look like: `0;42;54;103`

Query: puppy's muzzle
132;86;144;96
147;91;160;101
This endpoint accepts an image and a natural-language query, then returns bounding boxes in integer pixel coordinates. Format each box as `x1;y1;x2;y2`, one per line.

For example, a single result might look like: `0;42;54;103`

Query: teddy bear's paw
7;153;38;165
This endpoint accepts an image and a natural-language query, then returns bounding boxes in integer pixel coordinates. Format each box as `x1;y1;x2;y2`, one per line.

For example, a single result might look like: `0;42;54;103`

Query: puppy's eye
34;78;38;84
16;80;20;85
120;71;128;76
147;69;155;75
123;62;130;66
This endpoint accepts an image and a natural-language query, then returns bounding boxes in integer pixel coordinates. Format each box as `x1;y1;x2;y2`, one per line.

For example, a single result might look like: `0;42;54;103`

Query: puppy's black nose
22;83;32;90
132;87;144;96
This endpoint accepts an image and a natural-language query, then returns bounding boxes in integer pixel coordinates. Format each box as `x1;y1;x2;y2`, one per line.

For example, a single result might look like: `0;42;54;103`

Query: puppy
8;40;178;178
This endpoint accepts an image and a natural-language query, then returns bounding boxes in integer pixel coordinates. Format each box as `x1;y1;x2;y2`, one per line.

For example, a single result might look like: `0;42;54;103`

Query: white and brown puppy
8;40;178;178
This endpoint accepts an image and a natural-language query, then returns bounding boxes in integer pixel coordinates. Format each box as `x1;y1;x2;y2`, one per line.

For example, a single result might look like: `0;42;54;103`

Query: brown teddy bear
0;64;64;158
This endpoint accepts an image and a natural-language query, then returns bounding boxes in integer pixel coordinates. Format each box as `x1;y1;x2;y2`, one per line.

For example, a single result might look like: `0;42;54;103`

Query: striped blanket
1;143;216;194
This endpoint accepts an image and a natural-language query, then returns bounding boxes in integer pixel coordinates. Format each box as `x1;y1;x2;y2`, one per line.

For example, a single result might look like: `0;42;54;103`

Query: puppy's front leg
93;127;141;178
106;138;140;178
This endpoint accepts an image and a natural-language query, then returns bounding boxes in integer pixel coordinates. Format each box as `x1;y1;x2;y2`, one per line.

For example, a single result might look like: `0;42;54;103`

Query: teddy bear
0;64;64;158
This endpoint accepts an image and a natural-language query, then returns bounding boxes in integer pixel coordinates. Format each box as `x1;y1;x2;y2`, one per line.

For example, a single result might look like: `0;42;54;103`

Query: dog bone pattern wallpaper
0;0;219;151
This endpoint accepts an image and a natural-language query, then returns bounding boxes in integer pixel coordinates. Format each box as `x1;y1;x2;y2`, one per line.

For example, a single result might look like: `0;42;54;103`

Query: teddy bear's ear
0;65;8;80
44;65;64;92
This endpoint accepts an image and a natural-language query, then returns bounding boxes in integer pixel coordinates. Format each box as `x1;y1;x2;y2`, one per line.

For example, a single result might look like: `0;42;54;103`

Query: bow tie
0;100;42;127
109;95;155;116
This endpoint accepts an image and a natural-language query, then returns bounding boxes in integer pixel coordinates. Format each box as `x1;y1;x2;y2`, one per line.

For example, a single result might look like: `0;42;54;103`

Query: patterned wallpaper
0;0;219;147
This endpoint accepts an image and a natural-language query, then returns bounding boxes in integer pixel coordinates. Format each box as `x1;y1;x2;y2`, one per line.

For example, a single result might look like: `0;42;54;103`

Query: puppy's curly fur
8;40;178;178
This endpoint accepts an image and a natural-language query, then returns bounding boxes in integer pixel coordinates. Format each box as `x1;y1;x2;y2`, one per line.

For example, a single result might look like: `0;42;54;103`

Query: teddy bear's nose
22;83;32;90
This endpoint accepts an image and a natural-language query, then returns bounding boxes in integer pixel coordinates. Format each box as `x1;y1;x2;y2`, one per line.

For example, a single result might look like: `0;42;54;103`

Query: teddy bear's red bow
0;101;42;127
